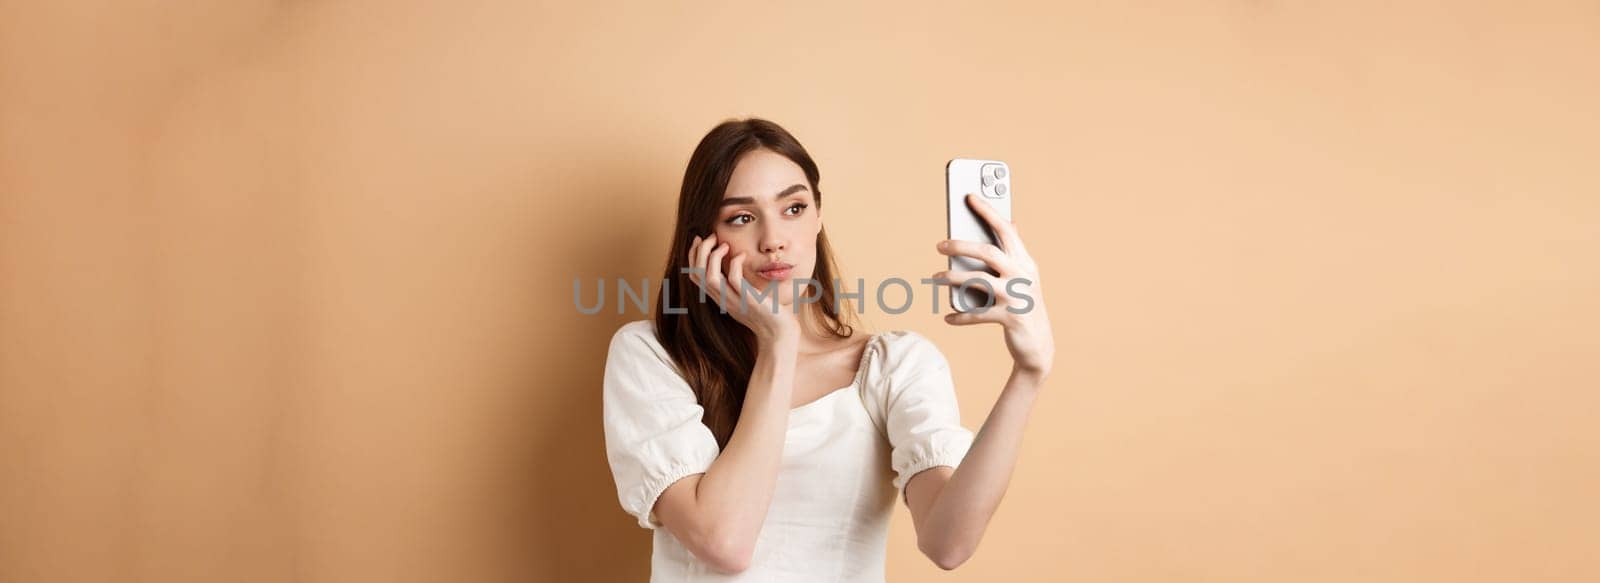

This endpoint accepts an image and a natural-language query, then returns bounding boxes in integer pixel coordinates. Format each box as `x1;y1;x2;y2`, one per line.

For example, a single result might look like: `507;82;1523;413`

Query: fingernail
937;241;948;250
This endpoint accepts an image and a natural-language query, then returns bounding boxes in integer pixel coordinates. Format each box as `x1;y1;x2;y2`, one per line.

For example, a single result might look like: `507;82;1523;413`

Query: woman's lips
757;264;794;281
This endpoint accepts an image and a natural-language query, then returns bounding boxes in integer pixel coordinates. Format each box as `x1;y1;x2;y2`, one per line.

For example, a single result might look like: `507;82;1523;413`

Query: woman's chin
745;274;814;308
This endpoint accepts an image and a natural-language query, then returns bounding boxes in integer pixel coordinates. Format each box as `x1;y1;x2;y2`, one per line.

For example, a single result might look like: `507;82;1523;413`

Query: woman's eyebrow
720;183;809;207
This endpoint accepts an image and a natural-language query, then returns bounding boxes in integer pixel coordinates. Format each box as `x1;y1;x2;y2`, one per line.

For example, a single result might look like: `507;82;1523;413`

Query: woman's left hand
933;193;1056;380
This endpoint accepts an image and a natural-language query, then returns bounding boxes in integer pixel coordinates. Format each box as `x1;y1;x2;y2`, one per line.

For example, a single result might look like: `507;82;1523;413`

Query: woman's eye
724;203;804;226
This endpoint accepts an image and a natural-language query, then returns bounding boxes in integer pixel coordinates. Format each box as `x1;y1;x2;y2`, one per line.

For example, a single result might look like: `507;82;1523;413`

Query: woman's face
713;148;822;306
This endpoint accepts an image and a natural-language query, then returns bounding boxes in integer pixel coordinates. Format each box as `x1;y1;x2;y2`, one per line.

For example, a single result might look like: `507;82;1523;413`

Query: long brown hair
653;118;858;449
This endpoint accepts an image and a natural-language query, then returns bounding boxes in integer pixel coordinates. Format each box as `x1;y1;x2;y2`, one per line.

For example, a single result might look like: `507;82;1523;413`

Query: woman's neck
793;302;848;356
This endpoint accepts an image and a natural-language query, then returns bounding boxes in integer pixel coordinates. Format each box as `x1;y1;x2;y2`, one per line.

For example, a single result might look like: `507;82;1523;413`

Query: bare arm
651;330;798;574
904;366;1043;570
915;192;1056;569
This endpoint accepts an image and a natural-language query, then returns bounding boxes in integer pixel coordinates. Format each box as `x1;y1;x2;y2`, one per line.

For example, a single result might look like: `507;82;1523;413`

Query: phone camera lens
995;167;1008;179
996;183;1008;196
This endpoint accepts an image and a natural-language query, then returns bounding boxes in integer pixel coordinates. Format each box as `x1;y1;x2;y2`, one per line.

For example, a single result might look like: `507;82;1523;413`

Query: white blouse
601;319;975;582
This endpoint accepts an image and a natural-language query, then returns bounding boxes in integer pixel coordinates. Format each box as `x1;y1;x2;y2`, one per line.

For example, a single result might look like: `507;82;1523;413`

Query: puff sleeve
601;321;722;529
882;332;976;496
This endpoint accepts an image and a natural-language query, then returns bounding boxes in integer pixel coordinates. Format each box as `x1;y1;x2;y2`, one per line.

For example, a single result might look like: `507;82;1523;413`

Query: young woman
601;118;1054;581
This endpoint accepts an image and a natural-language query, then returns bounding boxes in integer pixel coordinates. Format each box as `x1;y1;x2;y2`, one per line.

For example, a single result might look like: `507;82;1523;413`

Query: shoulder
605;319;678;374
856;329;955;430
866;329;949;372
859;329;952;400
607;319;663;355
610;318;657;342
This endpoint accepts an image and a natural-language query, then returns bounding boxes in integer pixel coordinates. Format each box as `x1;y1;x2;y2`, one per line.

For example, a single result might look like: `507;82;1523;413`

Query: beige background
3;1;1597;581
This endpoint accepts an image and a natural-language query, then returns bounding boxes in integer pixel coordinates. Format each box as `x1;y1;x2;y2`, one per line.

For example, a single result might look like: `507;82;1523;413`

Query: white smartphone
945;158;1013;313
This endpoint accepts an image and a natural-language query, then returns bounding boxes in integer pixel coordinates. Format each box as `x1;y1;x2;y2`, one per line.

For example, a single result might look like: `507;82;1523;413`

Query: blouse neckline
790;331;881;414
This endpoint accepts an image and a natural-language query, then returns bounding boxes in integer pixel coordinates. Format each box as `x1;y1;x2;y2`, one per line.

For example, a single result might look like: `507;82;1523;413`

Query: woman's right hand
687;233;800;343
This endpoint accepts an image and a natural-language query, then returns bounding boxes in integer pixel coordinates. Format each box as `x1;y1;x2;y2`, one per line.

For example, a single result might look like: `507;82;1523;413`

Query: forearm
916;367;1043;564
691;334;798;551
